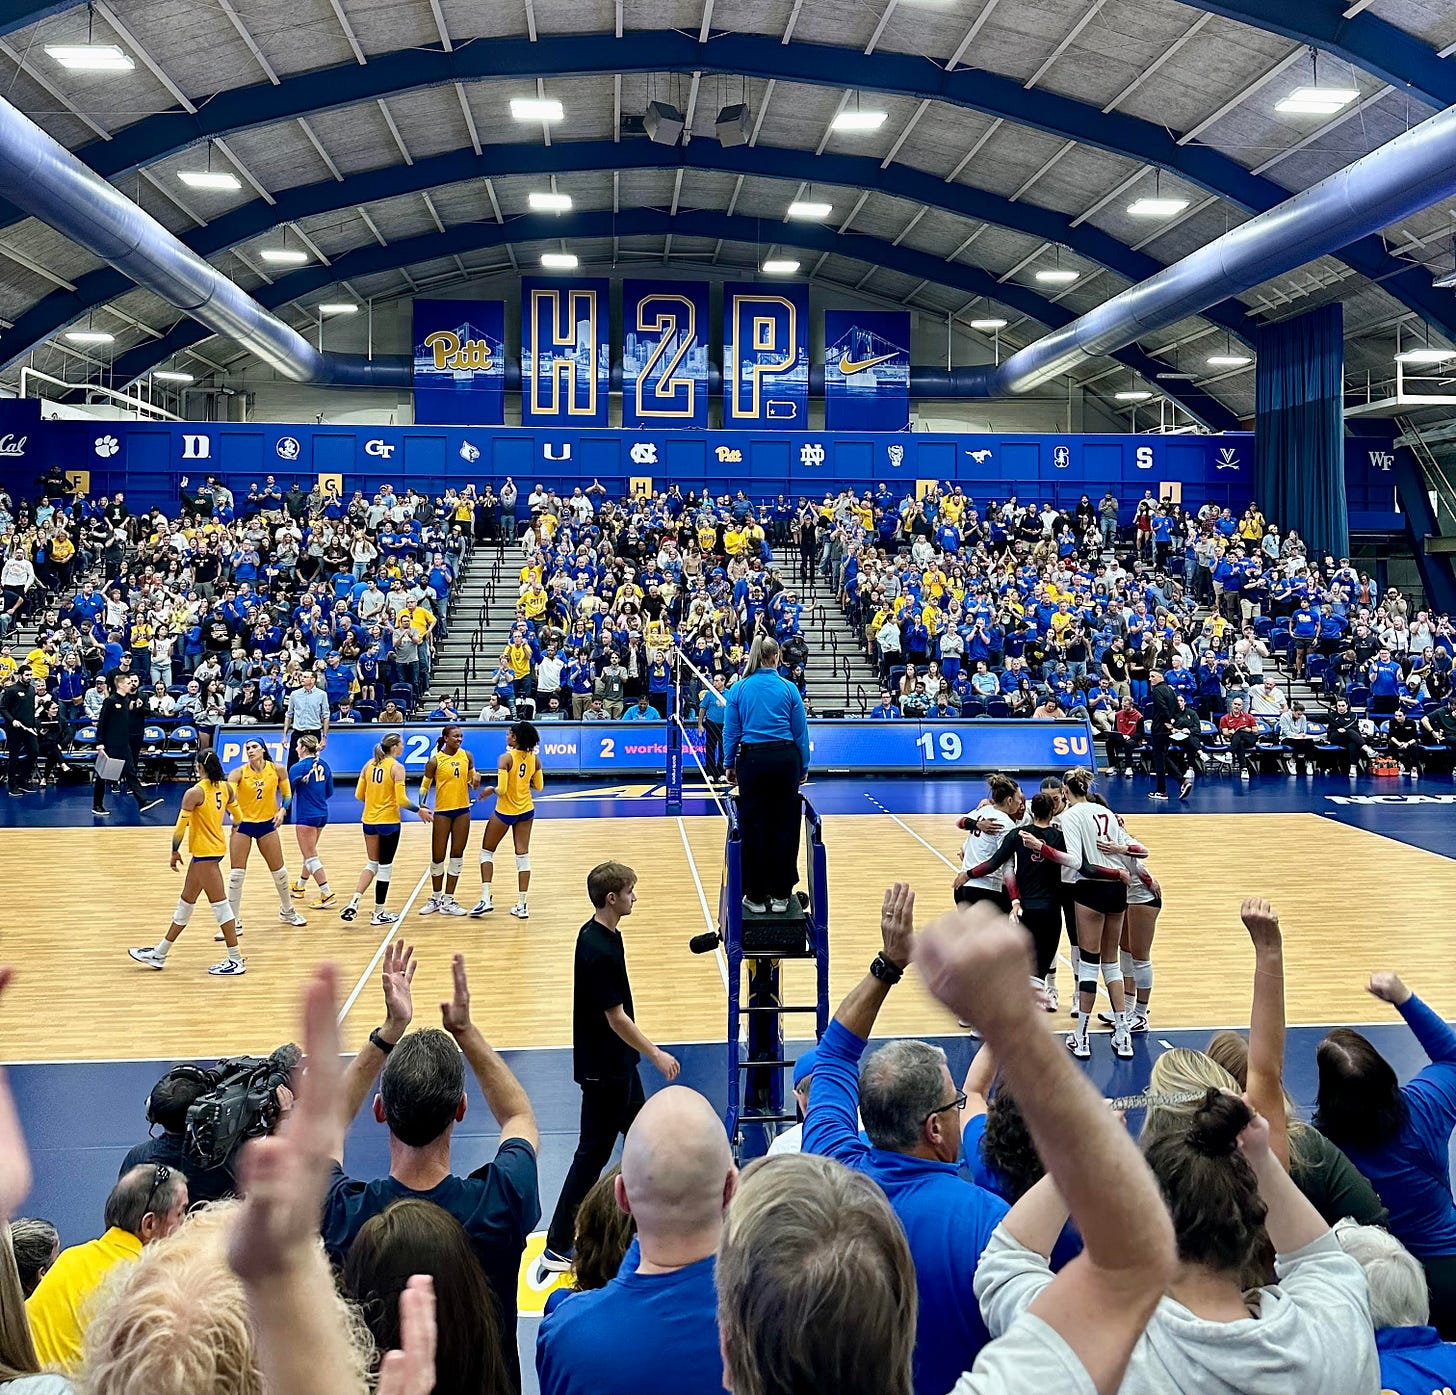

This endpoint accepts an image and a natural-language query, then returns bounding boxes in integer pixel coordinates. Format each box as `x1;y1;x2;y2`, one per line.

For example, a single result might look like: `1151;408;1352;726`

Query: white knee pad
173;899;195;927
211;900;234;926
430;860;446;877
303;857;322;874
228;867;246;894
1119;949;1135;978
377;863;394;884
1100;959;1124;992
515;854;531;873
479;848;494;867
364;859;380;874
1133;959;1154;994
447;856;463;878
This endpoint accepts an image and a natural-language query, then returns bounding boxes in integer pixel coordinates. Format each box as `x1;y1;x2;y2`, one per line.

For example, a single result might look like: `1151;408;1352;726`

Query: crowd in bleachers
822;483;1456;776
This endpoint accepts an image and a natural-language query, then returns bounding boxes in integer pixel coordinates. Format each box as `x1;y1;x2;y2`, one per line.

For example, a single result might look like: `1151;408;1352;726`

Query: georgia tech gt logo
629;442;658;465
364;439;396;459
715;446;743;463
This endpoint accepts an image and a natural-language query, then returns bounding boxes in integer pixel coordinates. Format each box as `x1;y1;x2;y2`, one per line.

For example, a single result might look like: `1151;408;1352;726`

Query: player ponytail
436;724;461;752
986;773;1020;806
199;751;224;782
1063;767;1095;799
298;733;320;756
375;732;404;762
509;721;540;753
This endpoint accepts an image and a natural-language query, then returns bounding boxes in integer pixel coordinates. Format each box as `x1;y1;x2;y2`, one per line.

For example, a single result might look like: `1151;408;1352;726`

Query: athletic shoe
1179;778;1192;800
214;926;243;942
439;896;468;917
92;805;108;816
1065;1033;1091;1061
1103;766;1118;775
370;909;399;926
469;897;493;917
1348;765;1358;777
1148;791;1169;801
1042;981;1059;1013
140;798;163;812
1240;768;1250;780
1126;1012;1149;1033
309;892;337;909
1412;769;1420;781
291;880;307;900
418;894;441;916
1111;1028;1135;1061
340;904;358;922
510;904;530;920
768;898;791;914
1122;767;1133;776
743;897;768;914
278;908;307;927
208;957;247;977
538;1248;573;1275
128;947;166;970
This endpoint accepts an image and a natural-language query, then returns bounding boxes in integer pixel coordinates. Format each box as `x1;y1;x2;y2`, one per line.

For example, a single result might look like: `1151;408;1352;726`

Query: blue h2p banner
622;280;710;429
520;278;611;426
411;299;505;426
723;281;809;428
823;309;910;431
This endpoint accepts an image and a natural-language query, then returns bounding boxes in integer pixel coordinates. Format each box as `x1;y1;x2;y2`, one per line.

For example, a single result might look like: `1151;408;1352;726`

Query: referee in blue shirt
724;627;810;914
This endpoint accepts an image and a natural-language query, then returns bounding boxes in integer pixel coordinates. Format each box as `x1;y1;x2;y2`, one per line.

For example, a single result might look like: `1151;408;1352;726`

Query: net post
665;648;683;816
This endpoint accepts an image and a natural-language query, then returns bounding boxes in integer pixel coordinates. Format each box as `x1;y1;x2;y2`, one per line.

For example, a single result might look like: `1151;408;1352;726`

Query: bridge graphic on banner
824;322;909;390
413;317;504;380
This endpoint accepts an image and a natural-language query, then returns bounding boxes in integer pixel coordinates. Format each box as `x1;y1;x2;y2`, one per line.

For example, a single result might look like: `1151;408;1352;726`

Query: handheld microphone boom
688;930;723;954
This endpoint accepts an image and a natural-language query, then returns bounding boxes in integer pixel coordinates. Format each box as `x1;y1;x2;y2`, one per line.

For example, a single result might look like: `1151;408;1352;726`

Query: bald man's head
617;1087;737;1260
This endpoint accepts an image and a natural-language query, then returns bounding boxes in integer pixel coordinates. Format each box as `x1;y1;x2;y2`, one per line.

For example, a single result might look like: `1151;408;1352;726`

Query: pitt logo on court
422;330;495;372
1051;735;1090;757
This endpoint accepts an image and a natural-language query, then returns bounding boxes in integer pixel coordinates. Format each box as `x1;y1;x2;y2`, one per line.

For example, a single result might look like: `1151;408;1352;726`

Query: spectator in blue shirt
803;884;1009;1395
1367;649;1404;715
537;1087;734;1395
1316;972;1456;1338
622;696;658;722
1336;1221;1456;1395
869;691;902;720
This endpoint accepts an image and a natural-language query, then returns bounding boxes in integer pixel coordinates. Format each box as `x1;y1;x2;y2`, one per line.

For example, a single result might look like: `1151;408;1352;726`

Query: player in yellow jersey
418;724;477;917
128;752;245;976
225;740;307;935
469;721;542;920
341;732;431;926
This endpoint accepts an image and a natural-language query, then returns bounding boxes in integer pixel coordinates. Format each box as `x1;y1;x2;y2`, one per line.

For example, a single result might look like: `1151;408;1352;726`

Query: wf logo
1369;451;1394;472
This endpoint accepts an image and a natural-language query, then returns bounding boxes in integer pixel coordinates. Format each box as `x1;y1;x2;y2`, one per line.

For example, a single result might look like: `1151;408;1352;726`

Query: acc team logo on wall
364;439;396;459
0;434;26;458
629;442;657;465
1215;447;1241;471
459;441;481;463
800;443;826;467
966;448;993;464
94;435;119;458
181;434;211;460
715;446;742;463
1368;449;1394;472
275;436;300;461
887;444;904;468
1053;445;1070;469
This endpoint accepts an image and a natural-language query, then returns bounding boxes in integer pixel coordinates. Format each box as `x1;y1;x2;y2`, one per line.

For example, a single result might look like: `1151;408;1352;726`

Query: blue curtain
1255;303;1349;558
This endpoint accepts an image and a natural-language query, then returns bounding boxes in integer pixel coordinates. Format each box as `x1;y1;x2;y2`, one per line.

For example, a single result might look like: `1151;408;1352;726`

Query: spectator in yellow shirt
520;584;548;621
26;1164;188;1372
724;525;748;557
24;647;50;685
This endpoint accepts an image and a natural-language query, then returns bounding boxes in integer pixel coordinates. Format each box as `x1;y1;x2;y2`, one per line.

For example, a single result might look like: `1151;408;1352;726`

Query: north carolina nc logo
630;442;658;465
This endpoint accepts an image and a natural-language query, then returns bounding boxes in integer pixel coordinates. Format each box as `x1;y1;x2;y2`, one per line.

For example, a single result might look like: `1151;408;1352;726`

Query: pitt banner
521;277;611;427
723;282;808;428
411;299;505;425
623;280;710;429
824;309;910;431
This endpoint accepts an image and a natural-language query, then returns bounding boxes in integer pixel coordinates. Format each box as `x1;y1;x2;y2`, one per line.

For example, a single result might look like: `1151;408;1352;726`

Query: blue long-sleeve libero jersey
803;1020;1008;1395
721;669;810;770
288;756;334;822
1339;995;1456;1259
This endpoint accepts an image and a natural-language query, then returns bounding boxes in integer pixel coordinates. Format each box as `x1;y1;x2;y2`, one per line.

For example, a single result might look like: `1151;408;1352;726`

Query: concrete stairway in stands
771;549;881;715
425;540;516;713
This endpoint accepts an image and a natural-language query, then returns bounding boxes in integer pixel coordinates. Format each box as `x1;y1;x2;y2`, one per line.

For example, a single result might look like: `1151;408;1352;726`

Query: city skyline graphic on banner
824;319;910;394
412;314;505;386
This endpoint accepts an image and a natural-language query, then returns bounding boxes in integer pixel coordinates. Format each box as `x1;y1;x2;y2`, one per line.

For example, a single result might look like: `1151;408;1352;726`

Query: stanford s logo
1053;445;1070;469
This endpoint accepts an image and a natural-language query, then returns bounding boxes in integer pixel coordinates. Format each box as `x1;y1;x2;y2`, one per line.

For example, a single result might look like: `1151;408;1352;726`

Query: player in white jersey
1088;795;1161;1035
1057;767;1134;1062
950;774;1024;915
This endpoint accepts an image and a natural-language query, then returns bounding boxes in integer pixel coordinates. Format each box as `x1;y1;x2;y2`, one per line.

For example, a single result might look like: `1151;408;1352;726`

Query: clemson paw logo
94;435;119;458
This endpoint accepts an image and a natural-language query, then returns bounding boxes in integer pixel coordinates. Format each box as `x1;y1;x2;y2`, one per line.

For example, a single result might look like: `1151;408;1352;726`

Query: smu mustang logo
1215;447;1241;471
966;448;993;464
1369;450;1394;472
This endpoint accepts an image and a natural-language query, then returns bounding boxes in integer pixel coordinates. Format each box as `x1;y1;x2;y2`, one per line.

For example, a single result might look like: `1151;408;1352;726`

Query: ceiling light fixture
1276;86;1359;115
177;169;241;191
540;252;579;269
528;192;573;212
1035;268;1078;284
259;248;308;265
761;258;801;274
1207;353;1252;367
64;330;114;344
787;200;833;219
1115;390;1152;401
969;318;1008;330
511;97;564;121
1395;348;1456;364
152;370;194;383
1128;196;1190;218
318;303;358;314
831;109;887;132
44;43;132;70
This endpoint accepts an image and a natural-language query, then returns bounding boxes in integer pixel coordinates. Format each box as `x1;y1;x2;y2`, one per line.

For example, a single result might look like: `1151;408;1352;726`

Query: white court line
866;792;1075;975
677;815;730;990
336;865;433;1024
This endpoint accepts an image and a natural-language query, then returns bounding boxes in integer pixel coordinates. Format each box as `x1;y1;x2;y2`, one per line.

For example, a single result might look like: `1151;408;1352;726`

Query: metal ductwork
3;86;1456;398
949;100;1456;397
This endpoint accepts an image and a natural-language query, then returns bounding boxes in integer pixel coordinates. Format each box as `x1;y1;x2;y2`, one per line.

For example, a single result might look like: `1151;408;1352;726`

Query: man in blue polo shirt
536;1086;733;1395
803;882;1009;1395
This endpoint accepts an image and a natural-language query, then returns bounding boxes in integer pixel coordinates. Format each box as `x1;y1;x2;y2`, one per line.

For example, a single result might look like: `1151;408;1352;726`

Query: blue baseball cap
792;1047;818;1089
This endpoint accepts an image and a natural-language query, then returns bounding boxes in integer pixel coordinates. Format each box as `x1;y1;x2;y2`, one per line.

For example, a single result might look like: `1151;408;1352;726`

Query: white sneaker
510;903;529;919
215;925;243;942
278;908;307;927
439;896;468;917
1349;765;1358;777
419;894;441;916
370;909;399;926
1240;768;1250;780
469;896;493;917
743;897;768;914
1111;1029;1134;1060
208;956;247;976
1042;981;1059;1012
128;946;166;970
1066;1033;1091;1061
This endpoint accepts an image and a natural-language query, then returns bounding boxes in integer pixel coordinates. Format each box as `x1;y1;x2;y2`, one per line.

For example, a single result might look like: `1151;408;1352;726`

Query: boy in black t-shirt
542;860;681;1269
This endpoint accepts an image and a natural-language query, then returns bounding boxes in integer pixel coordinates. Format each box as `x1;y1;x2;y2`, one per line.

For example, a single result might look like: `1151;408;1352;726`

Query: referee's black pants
1150;726;1171;795
545;1069;645;1255
286;729;321;769
737;739;802;903
702;719;724;777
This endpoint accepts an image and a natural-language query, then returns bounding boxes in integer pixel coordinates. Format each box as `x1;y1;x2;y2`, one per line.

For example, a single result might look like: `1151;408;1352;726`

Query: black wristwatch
369;1028;396;1055
869;952;904;986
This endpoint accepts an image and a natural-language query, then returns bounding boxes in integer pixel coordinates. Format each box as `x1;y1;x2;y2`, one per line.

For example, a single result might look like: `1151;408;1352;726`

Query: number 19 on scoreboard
916;731;965;763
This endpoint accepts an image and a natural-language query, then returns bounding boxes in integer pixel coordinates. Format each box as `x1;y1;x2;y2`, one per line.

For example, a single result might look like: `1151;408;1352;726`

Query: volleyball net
666;646;724;817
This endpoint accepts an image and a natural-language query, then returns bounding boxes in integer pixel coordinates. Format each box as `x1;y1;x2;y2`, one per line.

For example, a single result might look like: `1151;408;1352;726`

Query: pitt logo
423;330;495;372
715;446;743;463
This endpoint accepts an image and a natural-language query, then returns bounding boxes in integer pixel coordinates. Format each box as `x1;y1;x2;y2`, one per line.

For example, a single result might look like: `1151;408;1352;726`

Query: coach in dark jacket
1147;670;1180;800
0;667;38;794
94;672;154;813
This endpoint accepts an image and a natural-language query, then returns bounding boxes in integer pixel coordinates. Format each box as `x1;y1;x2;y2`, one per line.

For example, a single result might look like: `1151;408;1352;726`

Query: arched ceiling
0;0;1453;424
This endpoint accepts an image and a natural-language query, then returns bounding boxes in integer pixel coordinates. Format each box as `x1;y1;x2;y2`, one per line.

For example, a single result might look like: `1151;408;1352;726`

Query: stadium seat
167;724;200;776
64;725;98;769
